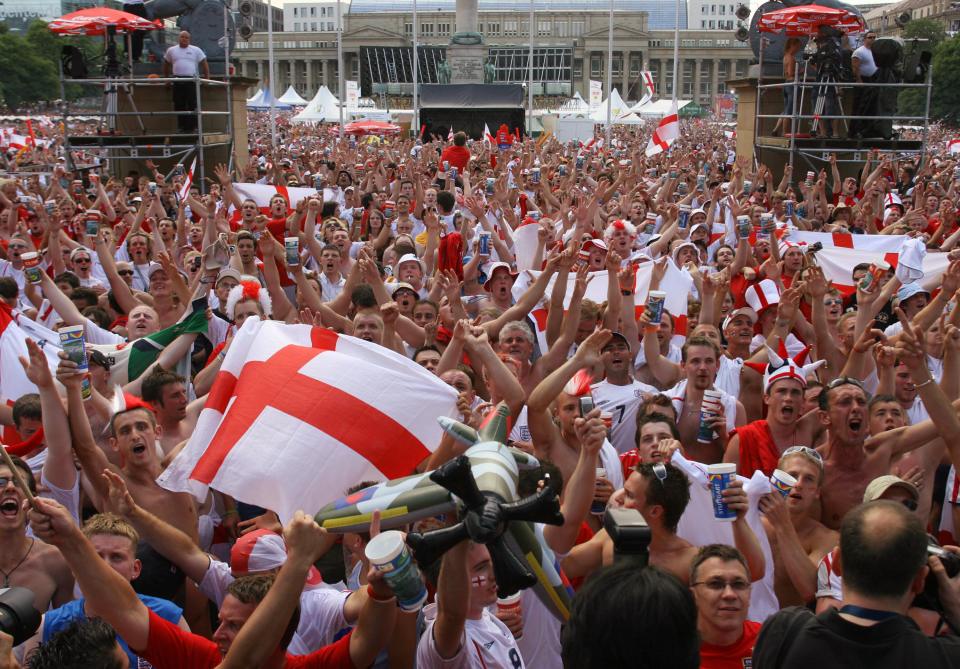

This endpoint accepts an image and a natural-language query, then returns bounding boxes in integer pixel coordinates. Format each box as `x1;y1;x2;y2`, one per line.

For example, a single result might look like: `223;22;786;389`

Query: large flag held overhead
645;100;679;156
159;320;458;521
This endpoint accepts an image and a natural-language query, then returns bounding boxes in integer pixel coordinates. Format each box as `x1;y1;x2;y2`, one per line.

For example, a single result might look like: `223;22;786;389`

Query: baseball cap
602;331;631;350
390;281;418;297
146;263;166;279
582;238;608;253
230;529;323;588
896;283;930;304
863;475;919;504
721;307;758;331
216;267;241;285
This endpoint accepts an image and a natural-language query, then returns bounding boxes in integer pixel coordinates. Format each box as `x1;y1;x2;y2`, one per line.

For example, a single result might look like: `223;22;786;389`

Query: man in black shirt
754;500;960;668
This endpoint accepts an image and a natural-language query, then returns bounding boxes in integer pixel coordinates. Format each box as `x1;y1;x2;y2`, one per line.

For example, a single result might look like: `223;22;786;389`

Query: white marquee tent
277;85;309;106
293;86;343;123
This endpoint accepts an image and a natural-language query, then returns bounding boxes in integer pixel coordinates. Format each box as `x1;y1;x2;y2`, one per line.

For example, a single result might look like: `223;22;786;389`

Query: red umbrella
48;7;162;36
757;4;865;35
337;120;402;136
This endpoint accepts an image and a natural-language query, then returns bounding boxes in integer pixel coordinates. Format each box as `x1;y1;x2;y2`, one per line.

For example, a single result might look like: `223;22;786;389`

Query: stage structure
730;1;931;179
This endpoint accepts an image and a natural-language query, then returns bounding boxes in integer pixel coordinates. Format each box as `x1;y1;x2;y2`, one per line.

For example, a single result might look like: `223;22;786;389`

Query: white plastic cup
707;463;737;521
647;290;667;325
770;469;798;498
364;530;427;612
496;592;524;639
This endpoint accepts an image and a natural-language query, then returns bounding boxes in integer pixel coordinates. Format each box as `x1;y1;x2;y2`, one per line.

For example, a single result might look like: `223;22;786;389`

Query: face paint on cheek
471;575;488;588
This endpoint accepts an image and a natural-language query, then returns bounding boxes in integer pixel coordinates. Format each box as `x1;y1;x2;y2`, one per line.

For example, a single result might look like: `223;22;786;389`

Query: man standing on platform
163;31;209;134
851;31;879;138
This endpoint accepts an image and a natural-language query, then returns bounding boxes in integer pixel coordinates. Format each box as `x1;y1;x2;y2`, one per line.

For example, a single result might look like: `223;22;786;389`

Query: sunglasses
824;298;843;306
118;270;134;276
827;376;865;391
652;462;668;485
782;445;824;468
900;498;918;511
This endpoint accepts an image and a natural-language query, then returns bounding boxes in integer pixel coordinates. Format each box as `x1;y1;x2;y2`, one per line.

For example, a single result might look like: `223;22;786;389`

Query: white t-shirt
715;355;743;399
197;558;350;654
853;45;878;77
164;44;207;77
671;452;780;621
591;378;657;455
515;587;561;668
416;603;525;668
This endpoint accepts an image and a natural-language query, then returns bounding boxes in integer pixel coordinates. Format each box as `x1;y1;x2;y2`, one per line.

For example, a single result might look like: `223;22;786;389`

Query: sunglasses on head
827;376;865;391
782;445;823;468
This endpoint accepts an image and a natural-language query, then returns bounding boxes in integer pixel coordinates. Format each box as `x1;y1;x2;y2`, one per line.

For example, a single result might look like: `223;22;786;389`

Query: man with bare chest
60;356;198;542
816;379;889;530
759;448;838;606
0;458;74;612
140;367;204;456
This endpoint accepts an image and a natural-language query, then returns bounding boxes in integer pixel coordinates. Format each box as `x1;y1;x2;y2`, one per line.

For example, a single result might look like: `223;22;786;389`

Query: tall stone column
322;59;330;88
622;50;630;97
306;60;315;95
711;58;718;99
448;0;485;83
693;58;702;102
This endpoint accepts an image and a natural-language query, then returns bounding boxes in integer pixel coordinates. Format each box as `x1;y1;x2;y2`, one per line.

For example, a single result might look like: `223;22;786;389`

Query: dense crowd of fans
3;111;960;668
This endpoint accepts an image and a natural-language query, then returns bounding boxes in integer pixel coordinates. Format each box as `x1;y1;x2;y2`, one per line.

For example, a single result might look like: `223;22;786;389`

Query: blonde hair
82;512;140;549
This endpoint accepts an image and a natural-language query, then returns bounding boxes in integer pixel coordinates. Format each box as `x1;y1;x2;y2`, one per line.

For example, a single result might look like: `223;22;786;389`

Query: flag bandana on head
158;320;458;522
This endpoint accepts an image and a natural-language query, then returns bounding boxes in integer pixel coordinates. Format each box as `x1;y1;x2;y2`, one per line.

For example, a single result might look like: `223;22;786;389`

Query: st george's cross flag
638;71;656;106
0;302;60;405
645;101;679;157
158;320;458;521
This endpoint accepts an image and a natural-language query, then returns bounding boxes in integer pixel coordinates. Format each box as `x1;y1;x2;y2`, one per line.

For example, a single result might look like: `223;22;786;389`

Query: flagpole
528;0;534;137
267;0;276;149
337;0;344;141
605;0;613;146
412;0;419;139
672;0;679;105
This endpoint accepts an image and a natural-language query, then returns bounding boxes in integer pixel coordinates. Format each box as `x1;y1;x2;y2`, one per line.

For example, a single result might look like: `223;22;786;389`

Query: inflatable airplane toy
313;403;574;621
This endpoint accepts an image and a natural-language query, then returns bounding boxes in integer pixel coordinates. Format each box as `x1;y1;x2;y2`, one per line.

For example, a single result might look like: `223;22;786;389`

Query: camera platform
60;74;258;192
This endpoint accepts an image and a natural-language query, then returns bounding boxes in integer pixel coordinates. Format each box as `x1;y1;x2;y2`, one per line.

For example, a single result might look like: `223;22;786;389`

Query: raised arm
432;541;471;659
29;497;150;652
20;340;76;491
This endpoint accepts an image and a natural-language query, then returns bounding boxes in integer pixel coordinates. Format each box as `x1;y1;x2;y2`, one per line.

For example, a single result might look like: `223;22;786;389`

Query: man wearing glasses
691;544;760;669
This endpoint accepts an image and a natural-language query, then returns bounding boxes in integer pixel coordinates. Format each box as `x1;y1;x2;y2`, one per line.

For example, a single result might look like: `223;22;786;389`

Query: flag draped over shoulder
90;300;210;386
158;320;458;521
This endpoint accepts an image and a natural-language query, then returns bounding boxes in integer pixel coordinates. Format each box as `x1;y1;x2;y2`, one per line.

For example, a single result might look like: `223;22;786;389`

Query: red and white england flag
950;138;960;155
484;123;495;149
158;320;458;521
229;183;320;223
511;260;692;352
0;304;61;404
816;245;952;295
645;101;679;157
638;71;655;106
177;158;197;202
448;126;454;141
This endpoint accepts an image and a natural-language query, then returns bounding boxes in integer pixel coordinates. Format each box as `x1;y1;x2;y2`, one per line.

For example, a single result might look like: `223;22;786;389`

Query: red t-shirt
699;620;761;669
730;420;779;478
440;145;471;173
136;609;356;669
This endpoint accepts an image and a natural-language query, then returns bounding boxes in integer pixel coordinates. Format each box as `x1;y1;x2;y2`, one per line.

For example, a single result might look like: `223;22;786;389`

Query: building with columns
233;0;753;107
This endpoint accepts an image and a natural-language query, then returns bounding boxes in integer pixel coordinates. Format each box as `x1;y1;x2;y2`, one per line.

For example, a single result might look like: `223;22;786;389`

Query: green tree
931;36;960;122
0;28;58;110
897;19;948;118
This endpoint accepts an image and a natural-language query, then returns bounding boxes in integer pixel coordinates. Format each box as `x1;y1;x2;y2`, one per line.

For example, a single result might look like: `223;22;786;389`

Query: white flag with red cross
950;138;960;155
177;158;197;203
645;101;679;157
158;320;458;521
